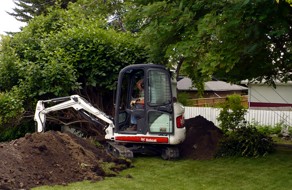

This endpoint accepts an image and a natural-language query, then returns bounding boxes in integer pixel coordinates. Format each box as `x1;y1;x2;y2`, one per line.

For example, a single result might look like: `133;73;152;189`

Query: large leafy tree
195;0;292;85
124;0;292;89
123;0;228;91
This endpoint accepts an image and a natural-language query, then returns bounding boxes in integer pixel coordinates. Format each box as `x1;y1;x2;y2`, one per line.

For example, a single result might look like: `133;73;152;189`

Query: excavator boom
34;95;114;140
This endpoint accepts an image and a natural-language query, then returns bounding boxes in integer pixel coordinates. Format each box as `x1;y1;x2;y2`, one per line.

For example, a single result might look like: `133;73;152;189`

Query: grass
34;148;292;190
272;136;292;145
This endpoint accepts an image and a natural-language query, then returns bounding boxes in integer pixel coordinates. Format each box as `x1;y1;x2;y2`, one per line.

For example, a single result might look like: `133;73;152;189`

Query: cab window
148;70;172;106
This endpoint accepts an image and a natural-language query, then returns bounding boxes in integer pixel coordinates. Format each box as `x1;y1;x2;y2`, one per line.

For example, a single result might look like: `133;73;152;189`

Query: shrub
217;94;275;157
0;90;24;126
217;94;247;133
217;125;275;157
0;120;35;142
256;125;282;136
0;89;35;142
252;121;291;137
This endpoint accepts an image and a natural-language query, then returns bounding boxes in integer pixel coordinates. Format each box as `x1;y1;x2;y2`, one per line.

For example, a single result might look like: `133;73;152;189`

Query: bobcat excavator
34;64;186;159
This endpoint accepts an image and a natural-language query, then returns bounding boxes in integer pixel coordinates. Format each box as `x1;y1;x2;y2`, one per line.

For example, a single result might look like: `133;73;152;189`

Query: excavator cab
114;64;175;135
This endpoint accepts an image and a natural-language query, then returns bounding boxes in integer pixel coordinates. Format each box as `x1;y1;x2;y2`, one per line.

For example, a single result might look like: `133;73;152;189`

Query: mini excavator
34;64;186;159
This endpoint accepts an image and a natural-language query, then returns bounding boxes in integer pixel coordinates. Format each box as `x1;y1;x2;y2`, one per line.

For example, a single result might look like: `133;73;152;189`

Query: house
177;77;248;107
243;81;292;111
177;77;248;99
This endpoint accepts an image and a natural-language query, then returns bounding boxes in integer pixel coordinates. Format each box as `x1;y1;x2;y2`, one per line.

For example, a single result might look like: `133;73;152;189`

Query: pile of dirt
0;116;223;189
179;115;223;160
0;131;131;190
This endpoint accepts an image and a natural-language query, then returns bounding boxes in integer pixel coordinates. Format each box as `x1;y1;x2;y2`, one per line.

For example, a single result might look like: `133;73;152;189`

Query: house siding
248;84;292;110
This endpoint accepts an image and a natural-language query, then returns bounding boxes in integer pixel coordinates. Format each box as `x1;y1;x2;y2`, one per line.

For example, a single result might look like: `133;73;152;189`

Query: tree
9;0;77;22
123;0;228;91
123;0;292;89
195;0;292;85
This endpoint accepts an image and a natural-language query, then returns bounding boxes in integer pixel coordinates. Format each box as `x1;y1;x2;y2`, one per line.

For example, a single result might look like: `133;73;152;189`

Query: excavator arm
34;95;115;140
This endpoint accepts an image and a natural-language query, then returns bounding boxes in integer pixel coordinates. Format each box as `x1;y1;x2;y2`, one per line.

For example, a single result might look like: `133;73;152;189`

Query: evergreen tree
8;0;77;22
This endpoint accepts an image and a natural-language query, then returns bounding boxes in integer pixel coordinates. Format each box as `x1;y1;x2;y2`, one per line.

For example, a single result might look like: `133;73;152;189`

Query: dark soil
0;115;222;189
0;131;131;190
179;115;223;160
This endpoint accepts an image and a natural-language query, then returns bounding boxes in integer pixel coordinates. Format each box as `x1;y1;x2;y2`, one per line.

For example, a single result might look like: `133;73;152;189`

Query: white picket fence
184;107;292;127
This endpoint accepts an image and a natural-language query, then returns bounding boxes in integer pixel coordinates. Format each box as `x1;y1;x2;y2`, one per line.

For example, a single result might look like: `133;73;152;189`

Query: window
148;70;172;106
148;111;173;133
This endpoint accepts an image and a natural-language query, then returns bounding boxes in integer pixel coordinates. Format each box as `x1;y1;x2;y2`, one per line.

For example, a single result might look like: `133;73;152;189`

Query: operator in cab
128;79;144;131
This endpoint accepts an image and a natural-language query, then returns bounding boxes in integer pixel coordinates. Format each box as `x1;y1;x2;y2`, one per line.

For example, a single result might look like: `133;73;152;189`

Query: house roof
241;79;292;85
177;77;248;91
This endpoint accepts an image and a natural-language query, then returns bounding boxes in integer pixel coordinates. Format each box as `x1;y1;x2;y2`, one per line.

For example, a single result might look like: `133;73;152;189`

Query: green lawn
34;149;292;190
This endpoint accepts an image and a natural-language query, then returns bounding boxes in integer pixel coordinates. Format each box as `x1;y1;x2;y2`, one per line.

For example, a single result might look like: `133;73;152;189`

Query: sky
0;0;26;35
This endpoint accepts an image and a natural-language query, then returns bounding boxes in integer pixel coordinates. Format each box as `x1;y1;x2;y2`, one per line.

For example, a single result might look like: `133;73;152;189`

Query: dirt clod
0;131;131;190
179;115;223;160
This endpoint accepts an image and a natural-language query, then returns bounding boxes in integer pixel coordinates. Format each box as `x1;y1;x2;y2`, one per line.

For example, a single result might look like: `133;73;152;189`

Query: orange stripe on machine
115;136;169;143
